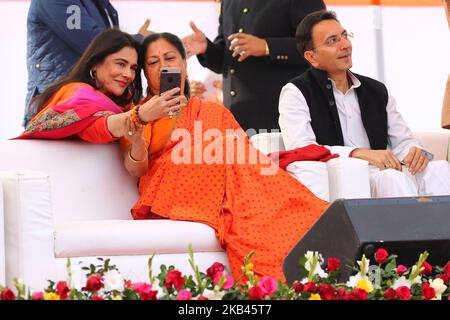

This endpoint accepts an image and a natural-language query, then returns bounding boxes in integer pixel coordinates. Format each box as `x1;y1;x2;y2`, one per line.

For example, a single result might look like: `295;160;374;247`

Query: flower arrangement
1;245;450;300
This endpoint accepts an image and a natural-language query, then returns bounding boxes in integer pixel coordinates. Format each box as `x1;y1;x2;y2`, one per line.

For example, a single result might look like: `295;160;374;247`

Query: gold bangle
265;41;270;56
128;148;147;163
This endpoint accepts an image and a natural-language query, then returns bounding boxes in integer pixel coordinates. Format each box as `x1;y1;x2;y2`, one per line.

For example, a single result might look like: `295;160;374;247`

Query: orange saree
129;96;329;282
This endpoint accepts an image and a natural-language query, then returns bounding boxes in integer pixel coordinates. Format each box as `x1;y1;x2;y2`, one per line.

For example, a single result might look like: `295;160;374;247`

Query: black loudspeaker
283;196;450;284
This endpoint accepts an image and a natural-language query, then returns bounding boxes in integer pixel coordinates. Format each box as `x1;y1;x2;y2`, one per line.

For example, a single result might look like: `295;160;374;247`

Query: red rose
198;295;209;300
1;288;16;300
83;274;104;292
133;283;158;300
292;281;304;293
248;286;264;300
443;262;450;278
439;274;450;284
165;270;185;290
438;262;450;283
421;283;436;300
395;286;411;300
318;284;335;300
342;292;356;300
206;262;225;280
56;281;70;300
124;280;133;289
327;258;341;272
302;282;317;293
374;248;389;264
420;262;432;275
384;288;397;300
91;296;104;300
336;288;347;300
396;265;408;275
353;288;368;300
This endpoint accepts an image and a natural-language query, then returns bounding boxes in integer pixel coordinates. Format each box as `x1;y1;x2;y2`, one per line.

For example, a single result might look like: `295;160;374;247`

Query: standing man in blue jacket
24;0;152;126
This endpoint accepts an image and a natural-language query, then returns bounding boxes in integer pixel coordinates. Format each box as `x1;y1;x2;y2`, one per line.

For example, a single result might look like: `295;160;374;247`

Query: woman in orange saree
123;33;329;282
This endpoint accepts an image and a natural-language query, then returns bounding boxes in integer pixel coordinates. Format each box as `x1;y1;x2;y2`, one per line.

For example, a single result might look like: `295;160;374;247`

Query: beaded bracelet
131;105;148;126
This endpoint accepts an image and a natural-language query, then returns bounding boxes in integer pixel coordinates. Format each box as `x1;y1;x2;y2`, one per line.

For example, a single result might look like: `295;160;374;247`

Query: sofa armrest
0;181;5;285
0;171;57;288
327;158;371;201
414;131;450;161
250;132;285;154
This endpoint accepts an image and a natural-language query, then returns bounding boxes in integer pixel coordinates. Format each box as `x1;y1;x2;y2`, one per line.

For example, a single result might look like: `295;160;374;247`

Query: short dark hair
295;10;339;55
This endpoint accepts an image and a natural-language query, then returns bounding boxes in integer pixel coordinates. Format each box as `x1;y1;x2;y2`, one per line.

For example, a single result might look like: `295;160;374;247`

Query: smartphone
160;67;181;95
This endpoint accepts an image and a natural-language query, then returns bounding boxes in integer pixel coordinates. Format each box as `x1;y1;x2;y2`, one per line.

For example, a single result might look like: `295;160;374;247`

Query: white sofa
0;181;5;285
1;132;449;290
0;140;228;290
250;131;450;201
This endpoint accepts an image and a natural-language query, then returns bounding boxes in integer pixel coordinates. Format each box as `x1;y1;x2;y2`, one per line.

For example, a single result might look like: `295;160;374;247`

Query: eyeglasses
311;31;354;51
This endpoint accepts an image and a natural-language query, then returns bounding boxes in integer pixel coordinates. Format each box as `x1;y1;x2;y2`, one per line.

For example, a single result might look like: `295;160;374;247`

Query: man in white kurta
279;10;450;199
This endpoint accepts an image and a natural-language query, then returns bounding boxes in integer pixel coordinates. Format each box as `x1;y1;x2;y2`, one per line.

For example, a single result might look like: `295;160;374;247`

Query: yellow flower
356;278;374;293
309;293;322;300
245;270;254;277
112;296;123;300
246;263;254;271
44;292;61;300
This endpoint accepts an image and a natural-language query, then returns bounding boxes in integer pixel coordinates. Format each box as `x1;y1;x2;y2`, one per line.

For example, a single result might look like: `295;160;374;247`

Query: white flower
356;256;370;276
202;289;225;300
346;273;364;288
304;251;328;278
410;276;422;285
429;278;447;300
103;270;124;292
392;275;422;290
392;276;411;289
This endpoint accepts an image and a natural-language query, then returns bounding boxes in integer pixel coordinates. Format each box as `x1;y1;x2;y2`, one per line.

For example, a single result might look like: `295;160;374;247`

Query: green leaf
385;259;397;273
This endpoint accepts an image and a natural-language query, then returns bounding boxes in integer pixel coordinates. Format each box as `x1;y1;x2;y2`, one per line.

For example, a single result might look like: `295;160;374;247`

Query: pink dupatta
17;82;126;140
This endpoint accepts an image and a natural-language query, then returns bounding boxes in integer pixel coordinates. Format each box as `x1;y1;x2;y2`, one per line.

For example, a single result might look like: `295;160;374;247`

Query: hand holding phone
160;67;181;95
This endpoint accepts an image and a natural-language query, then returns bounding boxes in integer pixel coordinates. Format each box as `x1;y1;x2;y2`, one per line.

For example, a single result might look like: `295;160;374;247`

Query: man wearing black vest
279;10;450;198
182;0;326;133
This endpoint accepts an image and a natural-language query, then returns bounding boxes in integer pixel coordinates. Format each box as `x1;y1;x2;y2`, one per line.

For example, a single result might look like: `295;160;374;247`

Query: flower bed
1;245;449;300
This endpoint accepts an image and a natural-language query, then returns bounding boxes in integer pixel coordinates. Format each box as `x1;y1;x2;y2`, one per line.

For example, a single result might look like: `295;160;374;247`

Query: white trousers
287;160;450;200
370;160;450;198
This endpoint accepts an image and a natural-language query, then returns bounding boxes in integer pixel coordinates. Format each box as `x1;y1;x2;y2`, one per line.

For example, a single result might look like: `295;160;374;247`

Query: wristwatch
423;150;434;161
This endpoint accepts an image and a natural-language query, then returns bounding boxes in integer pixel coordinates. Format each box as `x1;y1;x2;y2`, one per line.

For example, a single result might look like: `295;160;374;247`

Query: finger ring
239;51;246;56
168;110;174;118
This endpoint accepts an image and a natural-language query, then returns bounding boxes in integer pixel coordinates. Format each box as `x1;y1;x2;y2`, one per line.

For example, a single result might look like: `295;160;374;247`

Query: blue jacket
24;0;141;125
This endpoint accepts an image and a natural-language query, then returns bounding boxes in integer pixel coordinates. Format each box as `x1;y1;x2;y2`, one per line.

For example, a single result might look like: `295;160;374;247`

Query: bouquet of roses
1;244;450;300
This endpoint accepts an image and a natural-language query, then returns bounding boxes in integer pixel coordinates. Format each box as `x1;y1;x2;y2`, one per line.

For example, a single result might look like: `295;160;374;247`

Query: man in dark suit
24;0;152;126
183;0;326;133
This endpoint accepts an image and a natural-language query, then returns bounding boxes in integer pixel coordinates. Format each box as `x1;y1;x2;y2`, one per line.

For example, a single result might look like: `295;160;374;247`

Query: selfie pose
24;0;153;126
19;29;183;144
19;30;329;282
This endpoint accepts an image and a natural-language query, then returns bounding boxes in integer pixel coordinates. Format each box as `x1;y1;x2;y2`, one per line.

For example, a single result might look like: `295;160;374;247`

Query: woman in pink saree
19;29;185;154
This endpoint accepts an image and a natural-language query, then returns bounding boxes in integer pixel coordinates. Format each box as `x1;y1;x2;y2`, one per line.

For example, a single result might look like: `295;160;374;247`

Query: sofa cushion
0;171;57;287
413;132;450;161
0;180;5;284
0;140;139;223
54;219;224;257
